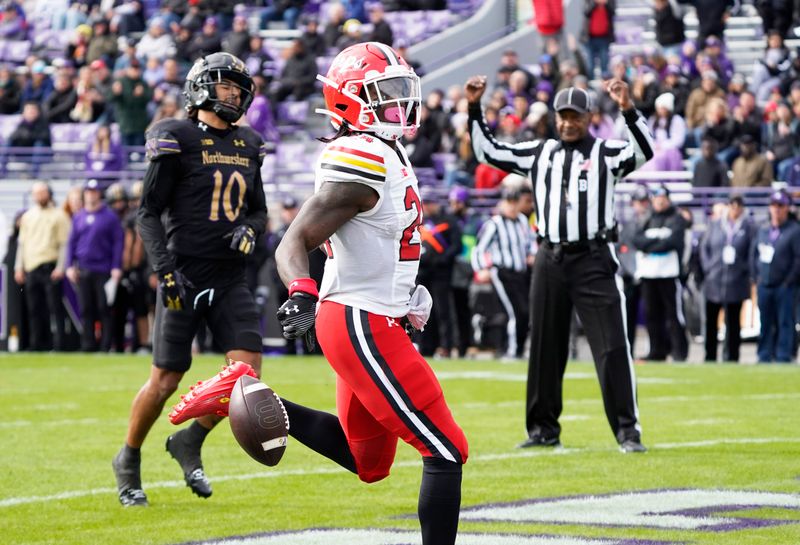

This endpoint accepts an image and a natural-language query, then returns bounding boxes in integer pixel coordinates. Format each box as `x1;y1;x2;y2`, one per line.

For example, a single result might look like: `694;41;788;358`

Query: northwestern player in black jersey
112;52;268;507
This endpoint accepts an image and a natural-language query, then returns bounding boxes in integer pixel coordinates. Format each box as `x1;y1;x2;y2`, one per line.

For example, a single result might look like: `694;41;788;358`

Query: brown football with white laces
228;375;289;466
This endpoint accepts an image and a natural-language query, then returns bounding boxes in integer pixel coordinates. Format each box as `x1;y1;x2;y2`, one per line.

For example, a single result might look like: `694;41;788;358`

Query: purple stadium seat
0;114;21;144
3;40;31;63
277;101;309;125
50;123;98;151
275;142;307;170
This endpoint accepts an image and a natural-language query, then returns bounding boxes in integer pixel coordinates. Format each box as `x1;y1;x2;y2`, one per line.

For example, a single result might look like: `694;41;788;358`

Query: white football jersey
315;133;421;317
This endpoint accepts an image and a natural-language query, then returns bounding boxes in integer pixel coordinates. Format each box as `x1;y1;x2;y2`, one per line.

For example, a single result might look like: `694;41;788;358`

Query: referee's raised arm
602;78;655;179
465;75;542;176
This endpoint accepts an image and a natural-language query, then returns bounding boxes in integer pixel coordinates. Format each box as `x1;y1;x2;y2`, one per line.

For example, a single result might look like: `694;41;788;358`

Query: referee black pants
526;242;641;444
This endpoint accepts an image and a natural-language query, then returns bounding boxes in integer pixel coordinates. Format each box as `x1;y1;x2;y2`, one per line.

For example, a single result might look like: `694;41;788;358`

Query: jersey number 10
208;169;246;222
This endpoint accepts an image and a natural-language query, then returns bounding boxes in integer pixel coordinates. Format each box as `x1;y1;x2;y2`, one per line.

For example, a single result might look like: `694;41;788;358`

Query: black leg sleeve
281;399;357;474
418;457;462;545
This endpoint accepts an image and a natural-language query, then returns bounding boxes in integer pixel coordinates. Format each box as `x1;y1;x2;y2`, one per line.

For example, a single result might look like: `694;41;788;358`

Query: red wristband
288;277;318;298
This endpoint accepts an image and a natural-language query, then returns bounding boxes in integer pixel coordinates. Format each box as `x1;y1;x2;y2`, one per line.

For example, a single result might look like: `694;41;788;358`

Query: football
228;375;289;467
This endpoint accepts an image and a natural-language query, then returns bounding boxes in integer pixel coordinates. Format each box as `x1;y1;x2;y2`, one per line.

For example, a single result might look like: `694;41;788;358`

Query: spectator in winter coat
731;134;773;187
692;136;729;187
633;184;689;361
0;64;21;114
9;101;50;147
109;60;152;146
653;0;685;57
270;39;318;102
222;15;252;60
581;0;616;79
43;73;78;124
750;189;800;363
686;70;726;139
642;92;686;173
687;0;736;48
366;4;393;46
699;194;755;362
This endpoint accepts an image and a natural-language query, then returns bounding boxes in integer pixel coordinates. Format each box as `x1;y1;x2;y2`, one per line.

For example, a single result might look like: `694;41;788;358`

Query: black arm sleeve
137;154;181;274
242;168;268;237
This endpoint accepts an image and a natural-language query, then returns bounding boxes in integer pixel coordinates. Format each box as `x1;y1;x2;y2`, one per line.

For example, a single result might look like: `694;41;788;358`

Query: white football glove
407;285;433;331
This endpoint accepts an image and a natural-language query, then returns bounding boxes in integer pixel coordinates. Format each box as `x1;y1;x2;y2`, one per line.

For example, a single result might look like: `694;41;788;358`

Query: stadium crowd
3;0;800;363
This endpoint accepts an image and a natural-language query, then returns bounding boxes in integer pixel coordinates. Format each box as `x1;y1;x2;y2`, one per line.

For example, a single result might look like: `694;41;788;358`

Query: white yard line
3;437;800;508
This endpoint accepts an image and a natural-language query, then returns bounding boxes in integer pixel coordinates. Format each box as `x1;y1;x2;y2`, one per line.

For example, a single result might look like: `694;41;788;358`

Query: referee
465;76;654;453
471;185;534;359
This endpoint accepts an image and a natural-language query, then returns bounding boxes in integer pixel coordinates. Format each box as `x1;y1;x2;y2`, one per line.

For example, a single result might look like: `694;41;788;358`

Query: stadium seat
0;115;21;145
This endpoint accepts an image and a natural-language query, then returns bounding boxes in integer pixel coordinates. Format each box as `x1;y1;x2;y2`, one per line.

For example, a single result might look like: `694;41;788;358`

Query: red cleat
169;361;257;425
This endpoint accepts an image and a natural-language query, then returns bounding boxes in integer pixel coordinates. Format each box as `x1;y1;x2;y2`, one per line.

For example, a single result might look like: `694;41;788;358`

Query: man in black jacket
367;4;394;46
633;184;689;361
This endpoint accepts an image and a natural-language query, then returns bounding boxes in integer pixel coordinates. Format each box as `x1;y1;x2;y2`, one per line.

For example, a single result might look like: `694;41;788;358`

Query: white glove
407;284;433;331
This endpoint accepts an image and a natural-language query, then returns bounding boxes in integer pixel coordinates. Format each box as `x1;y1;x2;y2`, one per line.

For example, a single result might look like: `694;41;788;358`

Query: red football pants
316;301;468;483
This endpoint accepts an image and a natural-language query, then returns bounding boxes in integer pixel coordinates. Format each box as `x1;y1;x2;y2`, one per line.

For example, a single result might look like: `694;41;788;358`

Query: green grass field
1;353;799;545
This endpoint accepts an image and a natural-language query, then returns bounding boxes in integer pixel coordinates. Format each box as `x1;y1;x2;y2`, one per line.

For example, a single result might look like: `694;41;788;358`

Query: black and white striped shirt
471;213;533;273
468;105;654;244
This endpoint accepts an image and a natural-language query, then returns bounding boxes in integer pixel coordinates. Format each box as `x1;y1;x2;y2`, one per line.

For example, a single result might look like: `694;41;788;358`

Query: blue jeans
757;284;796;362
584;37;611;79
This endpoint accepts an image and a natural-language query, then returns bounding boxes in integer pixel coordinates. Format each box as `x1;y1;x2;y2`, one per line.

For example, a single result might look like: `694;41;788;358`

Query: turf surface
1;353;798;545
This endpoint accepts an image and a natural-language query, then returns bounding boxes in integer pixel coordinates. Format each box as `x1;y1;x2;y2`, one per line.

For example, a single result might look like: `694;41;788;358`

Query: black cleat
118;488;149;507
166;431;212;498
517;434;561;448
619;439;647;453
112;448;149;507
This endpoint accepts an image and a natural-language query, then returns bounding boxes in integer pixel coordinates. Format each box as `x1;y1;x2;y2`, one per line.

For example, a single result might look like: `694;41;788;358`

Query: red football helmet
317;41;421;140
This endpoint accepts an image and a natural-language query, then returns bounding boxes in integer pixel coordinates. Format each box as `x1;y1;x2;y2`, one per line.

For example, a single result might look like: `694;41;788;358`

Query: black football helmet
183;52;255;123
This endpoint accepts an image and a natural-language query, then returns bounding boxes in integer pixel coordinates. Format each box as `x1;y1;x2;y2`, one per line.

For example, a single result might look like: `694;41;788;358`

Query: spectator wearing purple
20;60;54;105
588;103;615;139
581;0;616;79
65;178;124;352
246;75;279;144
678;39;699;80
85;125;126;178
0;1;26;40
642;93;686;173
703;36;734;84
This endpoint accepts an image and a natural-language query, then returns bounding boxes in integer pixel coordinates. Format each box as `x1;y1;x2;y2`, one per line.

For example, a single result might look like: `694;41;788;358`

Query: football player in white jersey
274;42;468;545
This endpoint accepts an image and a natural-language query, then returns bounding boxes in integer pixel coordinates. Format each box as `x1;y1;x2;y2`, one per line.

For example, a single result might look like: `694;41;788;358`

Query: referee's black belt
539;234;615;255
